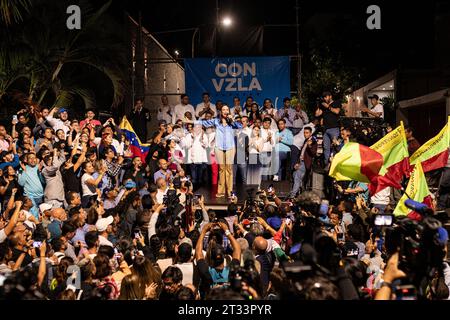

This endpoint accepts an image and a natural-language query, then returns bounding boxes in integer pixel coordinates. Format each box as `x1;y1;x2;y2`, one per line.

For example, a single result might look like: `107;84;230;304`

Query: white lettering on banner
228;63;242;77
212;78;224;91
212;62;262;93
225;79;238;91
248;78;262;90
215;63;228;77
243;63;256;76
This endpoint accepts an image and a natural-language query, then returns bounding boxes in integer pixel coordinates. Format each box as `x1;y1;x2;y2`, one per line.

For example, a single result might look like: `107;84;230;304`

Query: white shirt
46;115;71;138
195;102;217;119
371;103;384;119
81;173;97;197
370;187;391;205
93;137;123;155
180;133;208;164
249;137;264;154
240;127;252;137
157;104;174;124
260;128;276;153
292;110;309;129
293;123;316;149
99;235;113;247
173;104;196;123
0;229;6;243
156;188;168;204
261;107;277;119
22;210;36;230
173;262;194;286
230;106;243;117
204;129;216;149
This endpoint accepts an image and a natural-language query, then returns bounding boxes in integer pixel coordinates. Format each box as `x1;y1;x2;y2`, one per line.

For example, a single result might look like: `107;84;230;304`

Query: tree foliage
301;42;361;114
0;0;128;114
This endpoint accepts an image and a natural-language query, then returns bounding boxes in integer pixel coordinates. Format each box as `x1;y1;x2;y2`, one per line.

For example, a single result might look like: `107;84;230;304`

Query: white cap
39;203;52;213
95;216;114;232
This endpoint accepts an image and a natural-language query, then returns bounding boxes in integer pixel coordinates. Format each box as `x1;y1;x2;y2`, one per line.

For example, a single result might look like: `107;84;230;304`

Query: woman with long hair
248;103;261;126
194;105;242;198
92;253;120;299
0;165;22;210
118;274;144;300
131;255;162;299
166;139;184;173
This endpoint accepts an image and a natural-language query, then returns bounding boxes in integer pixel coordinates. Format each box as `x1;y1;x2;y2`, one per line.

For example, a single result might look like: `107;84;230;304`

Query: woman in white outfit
247;126;264;187
180;124;208;189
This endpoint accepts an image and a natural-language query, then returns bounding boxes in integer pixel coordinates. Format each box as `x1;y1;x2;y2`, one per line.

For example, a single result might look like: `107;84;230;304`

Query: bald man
253;236;268;254
252;235;290;293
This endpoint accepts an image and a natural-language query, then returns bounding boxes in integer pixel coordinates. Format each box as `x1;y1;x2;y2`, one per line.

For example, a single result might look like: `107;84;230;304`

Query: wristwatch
225;230;231;237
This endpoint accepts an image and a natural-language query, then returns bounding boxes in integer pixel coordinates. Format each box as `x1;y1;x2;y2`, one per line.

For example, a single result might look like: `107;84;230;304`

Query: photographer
195;222;241;292
315;91;341;167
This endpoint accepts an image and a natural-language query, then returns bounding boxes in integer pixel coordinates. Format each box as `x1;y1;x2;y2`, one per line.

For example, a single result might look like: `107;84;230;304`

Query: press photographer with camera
315;91;342;167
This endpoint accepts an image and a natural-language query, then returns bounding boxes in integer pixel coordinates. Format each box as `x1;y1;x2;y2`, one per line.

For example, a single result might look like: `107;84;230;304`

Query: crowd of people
0;90;449;301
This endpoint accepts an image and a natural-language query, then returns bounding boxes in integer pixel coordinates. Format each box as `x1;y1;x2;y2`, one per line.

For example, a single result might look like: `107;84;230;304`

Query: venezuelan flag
119;116;150;164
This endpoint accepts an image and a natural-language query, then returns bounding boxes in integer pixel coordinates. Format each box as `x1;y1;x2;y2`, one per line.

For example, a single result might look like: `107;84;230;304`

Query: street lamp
174;49;180;57
222;17;232;27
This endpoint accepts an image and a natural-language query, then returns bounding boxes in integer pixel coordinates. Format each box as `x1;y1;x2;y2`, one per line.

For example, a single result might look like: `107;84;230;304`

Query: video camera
229;256;261;299
243;188;264;217
159;189;185;227
384;216;446;288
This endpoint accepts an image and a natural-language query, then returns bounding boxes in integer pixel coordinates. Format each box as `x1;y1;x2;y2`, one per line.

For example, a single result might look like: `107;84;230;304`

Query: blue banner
184;56;290;108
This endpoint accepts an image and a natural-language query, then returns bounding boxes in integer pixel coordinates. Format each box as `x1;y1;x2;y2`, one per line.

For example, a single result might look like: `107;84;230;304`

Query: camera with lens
159;189;184;227
384;216;446;287
229;259;260;299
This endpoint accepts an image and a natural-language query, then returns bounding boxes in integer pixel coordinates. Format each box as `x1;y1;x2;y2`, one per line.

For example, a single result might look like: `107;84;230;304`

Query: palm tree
0;0;128;113
0;0;32;26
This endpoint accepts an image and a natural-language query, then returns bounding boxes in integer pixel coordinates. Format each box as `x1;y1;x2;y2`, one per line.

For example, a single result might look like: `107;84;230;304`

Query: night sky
114;0;445;85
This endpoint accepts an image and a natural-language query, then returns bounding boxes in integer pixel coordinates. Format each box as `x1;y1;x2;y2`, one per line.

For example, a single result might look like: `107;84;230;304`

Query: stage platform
195;180;292;211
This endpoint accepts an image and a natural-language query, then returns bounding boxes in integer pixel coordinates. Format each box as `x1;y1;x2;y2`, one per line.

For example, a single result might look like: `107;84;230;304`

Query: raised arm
73;145;87;172
85;167;106;187
37;241;47;287
195;223;212;261
148;204;165;239
218;222;241;261
4;201;22;236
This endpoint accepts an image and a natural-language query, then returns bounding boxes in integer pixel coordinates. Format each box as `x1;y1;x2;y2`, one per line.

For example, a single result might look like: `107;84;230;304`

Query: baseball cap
124;180;137;189
39;203;53;213
437;227;448;246
58;108;68;114
368;94;379;100
267;216;282;230
95;215;114;232
341;241;360;258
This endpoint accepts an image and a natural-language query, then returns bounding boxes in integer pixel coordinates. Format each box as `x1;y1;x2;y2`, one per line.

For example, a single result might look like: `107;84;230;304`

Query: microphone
404;199;433;214
225;115;233;125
